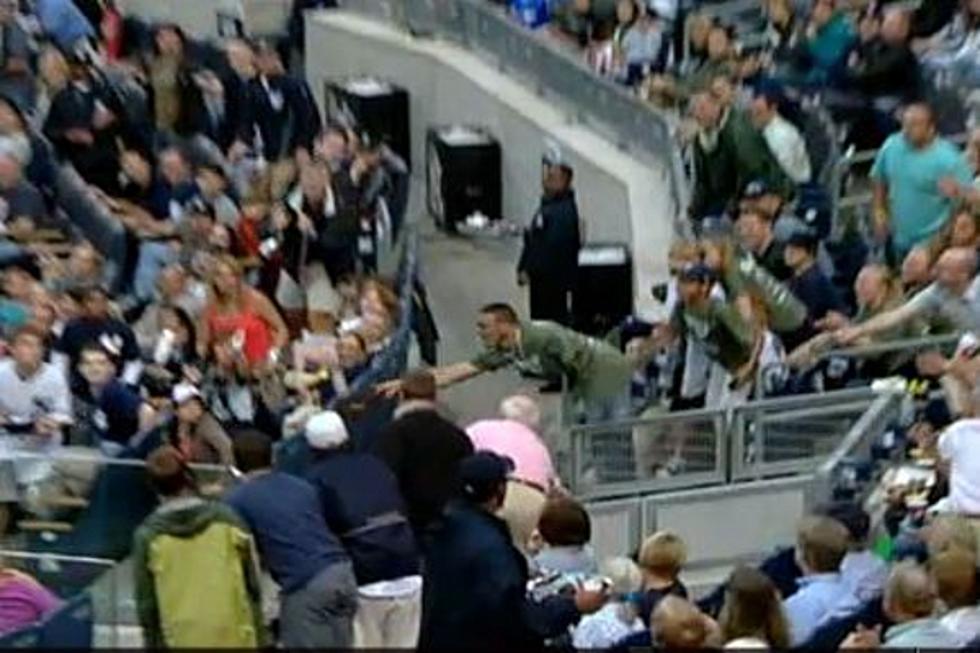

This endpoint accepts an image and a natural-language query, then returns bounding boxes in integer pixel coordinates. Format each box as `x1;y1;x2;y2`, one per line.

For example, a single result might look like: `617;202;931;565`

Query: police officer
517;158;581;327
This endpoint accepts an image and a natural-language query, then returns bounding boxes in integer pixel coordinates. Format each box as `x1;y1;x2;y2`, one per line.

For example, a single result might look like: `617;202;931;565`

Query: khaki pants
499;480;547;554
352;580;422;648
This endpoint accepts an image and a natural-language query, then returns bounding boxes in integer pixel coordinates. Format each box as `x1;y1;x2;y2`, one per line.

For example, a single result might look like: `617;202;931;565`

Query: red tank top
206;290;274;365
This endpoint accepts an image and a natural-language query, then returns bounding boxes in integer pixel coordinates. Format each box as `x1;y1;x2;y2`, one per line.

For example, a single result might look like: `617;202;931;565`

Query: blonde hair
930;547;978;609
601;557;644;596
796;516;849;573
719;565;791;649
886;561;937;619
639;530;688;577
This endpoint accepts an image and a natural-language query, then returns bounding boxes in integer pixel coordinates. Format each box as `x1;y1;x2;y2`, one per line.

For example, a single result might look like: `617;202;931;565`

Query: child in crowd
572;557;645;648
637;530;689;623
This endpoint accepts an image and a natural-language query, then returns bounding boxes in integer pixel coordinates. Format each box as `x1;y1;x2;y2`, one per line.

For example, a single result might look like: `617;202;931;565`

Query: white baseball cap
304;411;350;450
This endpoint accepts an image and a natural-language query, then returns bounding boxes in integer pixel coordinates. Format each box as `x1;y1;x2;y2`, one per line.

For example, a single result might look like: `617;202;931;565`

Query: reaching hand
834;326;862;347
376;379;403;398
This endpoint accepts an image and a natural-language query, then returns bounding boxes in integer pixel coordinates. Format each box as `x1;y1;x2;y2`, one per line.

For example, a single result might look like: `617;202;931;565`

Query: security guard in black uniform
517;159;581;326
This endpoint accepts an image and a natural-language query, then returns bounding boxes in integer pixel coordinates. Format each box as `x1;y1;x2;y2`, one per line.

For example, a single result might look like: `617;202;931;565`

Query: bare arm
841;301;919;344
377;361;484;396
251;289;289;351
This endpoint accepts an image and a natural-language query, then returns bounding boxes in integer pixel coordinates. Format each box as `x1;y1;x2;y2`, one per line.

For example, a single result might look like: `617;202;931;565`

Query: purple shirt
0;572;61;635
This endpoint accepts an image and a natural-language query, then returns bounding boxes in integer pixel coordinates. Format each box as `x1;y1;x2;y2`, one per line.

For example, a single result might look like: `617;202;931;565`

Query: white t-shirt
763;115;812;185
938;418;980;514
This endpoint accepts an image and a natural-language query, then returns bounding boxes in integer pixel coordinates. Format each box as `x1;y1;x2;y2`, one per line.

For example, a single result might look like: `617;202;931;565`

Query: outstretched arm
377;362;485;396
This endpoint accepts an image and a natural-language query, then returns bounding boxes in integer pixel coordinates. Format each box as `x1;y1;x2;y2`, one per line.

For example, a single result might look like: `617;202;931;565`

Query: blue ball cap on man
458;451;514;504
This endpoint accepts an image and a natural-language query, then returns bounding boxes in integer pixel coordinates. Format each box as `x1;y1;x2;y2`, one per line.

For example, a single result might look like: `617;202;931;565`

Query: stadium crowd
0;0;972;649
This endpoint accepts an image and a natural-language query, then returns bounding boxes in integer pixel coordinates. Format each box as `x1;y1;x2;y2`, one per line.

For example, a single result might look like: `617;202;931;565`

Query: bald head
652;596;714;649
884;562;937;623
499;395;541;431
935;247;978;294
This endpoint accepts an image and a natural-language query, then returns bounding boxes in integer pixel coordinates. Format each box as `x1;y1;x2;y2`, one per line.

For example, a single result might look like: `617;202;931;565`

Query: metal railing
731;387;876;480
336;0;689;229
569;385;907;500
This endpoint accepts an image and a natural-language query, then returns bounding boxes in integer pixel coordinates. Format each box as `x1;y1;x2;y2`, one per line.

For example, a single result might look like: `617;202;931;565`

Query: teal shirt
871;133;974;253
0;299;29;333
471;321;632;400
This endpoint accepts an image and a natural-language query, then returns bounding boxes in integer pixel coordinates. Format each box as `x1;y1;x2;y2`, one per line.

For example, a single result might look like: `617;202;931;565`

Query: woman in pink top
0;568;61;635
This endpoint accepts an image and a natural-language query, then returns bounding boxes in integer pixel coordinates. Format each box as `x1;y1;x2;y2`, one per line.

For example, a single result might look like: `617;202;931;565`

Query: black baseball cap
678;262;714;284
785;230;819;253
459;451;514;501
742;179;777;199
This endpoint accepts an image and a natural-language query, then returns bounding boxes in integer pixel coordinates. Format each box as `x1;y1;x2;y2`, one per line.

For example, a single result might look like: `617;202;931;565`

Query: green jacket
692;109;791;218
472;321;632;401
671;296;755;373
133;496;267;649
721;251;808;333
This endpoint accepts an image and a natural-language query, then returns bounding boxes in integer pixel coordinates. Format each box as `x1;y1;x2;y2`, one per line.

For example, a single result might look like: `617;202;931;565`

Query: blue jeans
134;241;177;301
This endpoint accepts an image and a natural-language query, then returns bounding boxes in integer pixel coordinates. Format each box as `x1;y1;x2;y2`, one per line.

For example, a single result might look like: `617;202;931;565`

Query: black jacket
280;191;359;283
305;449;420;586
420;502;579;650
371;406;474;535
848;38;920;101
241;74;321;161
518;190;581;285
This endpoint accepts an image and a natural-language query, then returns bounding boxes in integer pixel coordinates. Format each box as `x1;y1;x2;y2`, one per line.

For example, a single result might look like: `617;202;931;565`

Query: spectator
783;515;859;645
572;557;645;648
372;369;474;536
467;418;555;492
636;263;756;407
749;89;813;185
199;256;288;368
651;595;720;648
788;0;856;87
41;241;106;296
718;565;791;648
170;383;233;467
932;546;980;641
846;8;920;106
783;230;847;347
836;247;979;346
900;246;932;296
144;25;204;137
418;451;606;649
225;430;357;648
42;55;120;193
34;0;95;54
384;303;632;423
301;411;421;648
737;208;792;281
763;0;799;60
637;530;688;624
0;148;53;238
871;103;974;256
466;419;553;552
936;414;980;522
132;264;207;353
276;163;358;331
0;325;71;434
0;566;61;636
76;343;154;452
56;285;140;386
688;92;789;222
499;393;543;432
236;42;320;165
133;445;266;648
618;4;668;85
0;0;32;116
819;501;889;603
876;561;964;647
517;159;581;327
531;496;597;576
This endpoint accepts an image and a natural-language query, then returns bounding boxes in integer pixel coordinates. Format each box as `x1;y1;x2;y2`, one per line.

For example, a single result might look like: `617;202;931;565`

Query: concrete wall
306;11;674;317
116;0;290;38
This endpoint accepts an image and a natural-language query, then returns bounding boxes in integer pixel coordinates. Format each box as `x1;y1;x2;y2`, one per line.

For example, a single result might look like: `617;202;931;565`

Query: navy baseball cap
742;179;775;199
700;215;734;240
785;229;819;252
459;451;514;500
678;262;714;283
